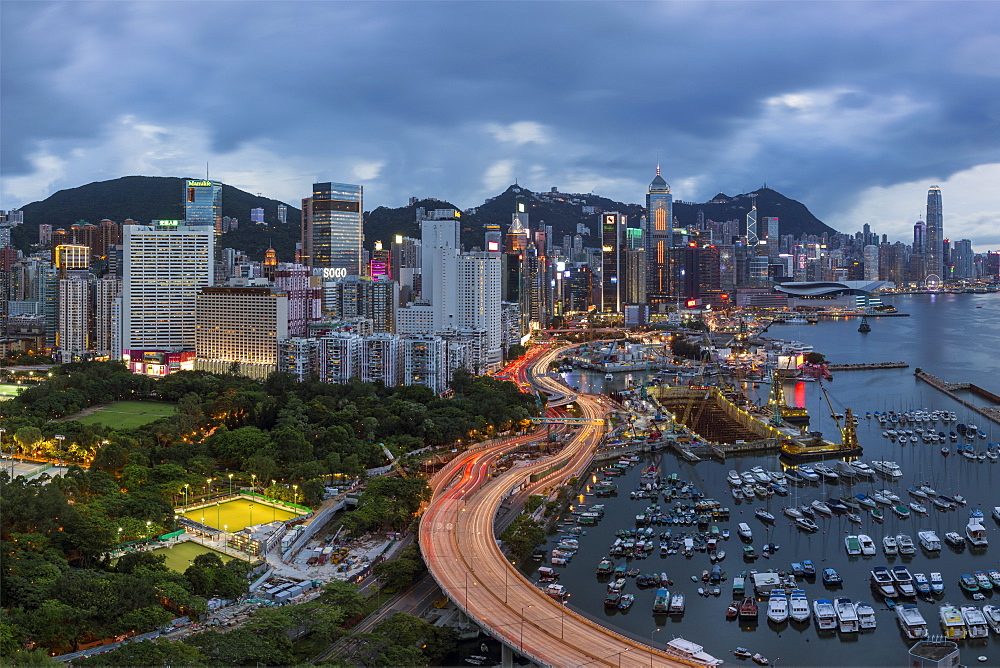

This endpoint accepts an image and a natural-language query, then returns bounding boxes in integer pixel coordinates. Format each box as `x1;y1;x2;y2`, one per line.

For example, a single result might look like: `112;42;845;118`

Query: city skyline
2;2;998;250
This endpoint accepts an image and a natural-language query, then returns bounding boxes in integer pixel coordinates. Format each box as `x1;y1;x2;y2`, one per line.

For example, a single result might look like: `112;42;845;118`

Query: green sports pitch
0;384;24;399
75;401;177;428
146;541;239;573
183;498;303;533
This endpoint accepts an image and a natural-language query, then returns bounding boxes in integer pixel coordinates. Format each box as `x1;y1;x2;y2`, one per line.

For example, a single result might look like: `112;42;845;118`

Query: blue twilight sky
2;1;999;249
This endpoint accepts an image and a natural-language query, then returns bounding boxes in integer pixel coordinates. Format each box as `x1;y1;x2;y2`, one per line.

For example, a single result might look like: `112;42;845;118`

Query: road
420;345;694;667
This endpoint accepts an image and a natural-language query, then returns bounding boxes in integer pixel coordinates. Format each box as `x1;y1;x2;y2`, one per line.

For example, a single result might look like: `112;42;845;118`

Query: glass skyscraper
302;182;363;276
645;167;672;306
925;185;943;283
184;180;223;235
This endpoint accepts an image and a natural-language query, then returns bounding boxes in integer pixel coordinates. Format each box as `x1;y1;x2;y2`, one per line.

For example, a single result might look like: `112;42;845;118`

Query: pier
914;370;1000;425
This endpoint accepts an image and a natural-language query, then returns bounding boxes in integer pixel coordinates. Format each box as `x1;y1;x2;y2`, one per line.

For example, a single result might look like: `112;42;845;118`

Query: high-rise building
746;205;759;247
420;213;460;332
601;212;625;312
952;238;974;280
301;182;363;276
484;224;502;253
925;186;943;283
194;286;289;379
274;262;321;336
184;180;223;236
57;276;91;362
370;240;391;279
94;277;122;357
278;204;288;225
457;252;502;368
645;167;673;306
121;221;214;356
251;207;265;225
54;244;89;276
863;245;879;281
913;220;926;254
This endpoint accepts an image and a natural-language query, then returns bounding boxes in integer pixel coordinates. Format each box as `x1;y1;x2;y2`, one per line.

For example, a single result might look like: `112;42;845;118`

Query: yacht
878;489;901;502
929;572;945;595
789;590;810;623
797;465;821;482
727;471;742;486
871;460;903;478
882;535;898;555
783;506;803;519
871;566;897;597
813;464;839;481
811;500;833;516
833;460;858;479
896;534;916;555
871;492;892;506
940;603;966;639
794;517;819;532
966;519;989;548
850;461;876;477
669;592;686;615
961;606;989;638
755;508;775;523
982;605;1000;634
857;534;877;556
855;601;877;629
944;532;966;549
918;530;942;551
750;466;772;483
896;603;929;639
767;589;789;623
891;566;916;597
913;572;932;595
993;506;1000;522
737;523;753;541
835;597;860;632
844;535;862;556
813;599;837;630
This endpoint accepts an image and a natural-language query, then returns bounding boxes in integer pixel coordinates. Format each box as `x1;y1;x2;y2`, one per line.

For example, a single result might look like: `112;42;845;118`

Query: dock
914;370;1000;425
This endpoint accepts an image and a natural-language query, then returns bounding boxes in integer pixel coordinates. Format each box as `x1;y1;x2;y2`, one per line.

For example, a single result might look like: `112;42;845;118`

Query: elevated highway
420;346;695;667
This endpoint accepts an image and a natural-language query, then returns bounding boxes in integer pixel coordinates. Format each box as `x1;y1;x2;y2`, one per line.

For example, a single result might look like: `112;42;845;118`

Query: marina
533;293;1000;666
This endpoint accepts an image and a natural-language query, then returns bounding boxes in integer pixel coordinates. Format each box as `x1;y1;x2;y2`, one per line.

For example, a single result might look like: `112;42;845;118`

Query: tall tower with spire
645;165;673;307
924;185;943;284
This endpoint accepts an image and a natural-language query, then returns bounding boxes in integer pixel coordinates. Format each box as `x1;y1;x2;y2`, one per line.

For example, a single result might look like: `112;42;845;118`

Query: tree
506;343;527;360
14;426;43;452
318;580;365;618
73;639;207;667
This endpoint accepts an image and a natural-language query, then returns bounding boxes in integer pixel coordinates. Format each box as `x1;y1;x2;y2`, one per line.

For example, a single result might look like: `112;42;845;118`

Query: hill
11;176;302;260
672;187;836;239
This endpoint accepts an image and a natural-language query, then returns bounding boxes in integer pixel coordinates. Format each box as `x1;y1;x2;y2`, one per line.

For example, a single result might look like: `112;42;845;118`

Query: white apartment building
457;252;502;369
57;276;90;362
94;277;122;357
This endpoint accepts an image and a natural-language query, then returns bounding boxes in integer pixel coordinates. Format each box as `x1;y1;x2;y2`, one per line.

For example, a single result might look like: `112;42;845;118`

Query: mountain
672;187;836;239
11;176;302;261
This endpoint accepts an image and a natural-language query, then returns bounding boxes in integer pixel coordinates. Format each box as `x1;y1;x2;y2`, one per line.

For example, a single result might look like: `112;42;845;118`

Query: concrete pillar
457;609;470;628
501;643;514;668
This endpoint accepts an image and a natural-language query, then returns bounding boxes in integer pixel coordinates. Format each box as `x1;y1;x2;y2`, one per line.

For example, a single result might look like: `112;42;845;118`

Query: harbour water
537;294;1000;667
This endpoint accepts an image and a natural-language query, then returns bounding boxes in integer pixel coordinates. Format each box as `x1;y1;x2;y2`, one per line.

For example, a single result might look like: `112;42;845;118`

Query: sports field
183;498;303;532
146;541;238;573
75;401;177;428
0;384;23;399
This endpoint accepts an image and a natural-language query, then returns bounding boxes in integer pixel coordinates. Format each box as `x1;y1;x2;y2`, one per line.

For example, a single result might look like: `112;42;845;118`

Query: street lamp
519;604;532;654
292;484;298;505
206;477;212;497
183;483;189;508
223;525;228;550
145;520;152;539
249;503;253;526
228;473;233;497
650;628;661;668
54;434;65;455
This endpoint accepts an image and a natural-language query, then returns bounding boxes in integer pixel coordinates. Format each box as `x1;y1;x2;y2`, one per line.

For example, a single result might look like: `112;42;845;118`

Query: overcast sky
2;1;998;249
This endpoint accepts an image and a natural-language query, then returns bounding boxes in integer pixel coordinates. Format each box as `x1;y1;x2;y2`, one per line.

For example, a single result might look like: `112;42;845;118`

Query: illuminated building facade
924;185;943;283
185;180;223;236
301;182;363;276
601;212;625;312
195;286;289;380
645;167;673;305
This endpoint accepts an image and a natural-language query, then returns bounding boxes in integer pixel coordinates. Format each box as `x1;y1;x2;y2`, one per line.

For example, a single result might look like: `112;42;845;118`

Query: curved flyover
420;347;697;667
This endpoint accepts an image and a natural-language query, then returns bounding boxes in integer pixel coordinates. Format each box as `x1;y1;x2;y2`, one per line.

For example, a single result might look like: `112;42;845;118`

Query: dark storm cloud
2;1;998;242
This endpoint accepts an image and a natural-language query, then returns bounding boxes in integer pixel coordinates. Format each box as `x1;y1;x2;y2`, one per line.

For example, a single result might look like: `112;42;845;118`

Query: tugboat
858;315;871;333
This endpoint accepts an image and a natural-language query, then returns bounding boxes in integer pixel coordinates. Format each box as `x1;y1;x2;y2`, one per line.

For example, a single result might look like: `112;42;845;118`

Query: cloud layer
2;1;998;249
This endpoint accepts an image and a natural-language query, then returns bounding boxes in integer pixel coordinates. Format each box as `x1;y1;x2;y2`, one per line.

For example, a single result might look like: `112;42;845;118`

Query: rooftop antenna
206;162;209;180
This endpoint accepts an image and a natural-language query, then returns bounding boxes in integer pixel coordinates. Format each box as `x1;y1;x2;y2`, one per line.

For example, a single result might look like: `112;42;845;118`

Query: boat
869;507;885;522
882;535;898;555
811;500;833;516
545;583;567;598
604;373;614;381
783;506;803;519
834;597;860;632
939;603;966;639
766;589;789;623
944;531;965;549
974;571;993;591
878;489;901;502
989;569;1000;587
854;494;877;509
993;507;1000;521
857;534;876;556
738;596;758;619
930;572;945;595
596;558;615;575
960;573;980;593
850;461;876;477
743;545;756;559
733;648;752;659
855;601;877;629
737;523;753;541
870;566;897;597
961;606;989;638
907;486;929;499
896;534;915;555
652;588;670;613
844;535;861;556
796;466;820;482
871;460;903;478
913;572;931;595
966;519;989;548
802;560;816;577
892;504;911;518
822;568;843;586
794;517;819;532
813;465;839;481
754;508;775;523
813;598;837;630
833;460;858;479
752;653;769;666
669;592;685;614
858;316;871;333
983;605;1000;634
909;502;928;515
891;566;916;596
662;639;724;667
871;492;892;505
604;589;621;608
845;512;862;524
917;530;941;551
896;603;929;639
727;470;742;486
789;589;810;622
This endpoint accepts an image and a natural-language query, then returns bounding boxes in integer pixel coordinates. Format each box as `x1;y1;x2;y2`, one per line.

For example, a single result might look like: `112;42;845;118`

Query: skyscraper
184;180;223;235
601;212;625;312
301;182;363;276
645;167;672;306
912;220;926;254
925;185;943;283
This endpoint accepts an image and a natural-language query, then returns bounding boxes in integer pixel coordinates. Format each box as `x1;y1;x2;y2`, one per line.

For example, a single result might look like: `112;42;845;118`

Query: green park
145;541;238;573
74;400;178;428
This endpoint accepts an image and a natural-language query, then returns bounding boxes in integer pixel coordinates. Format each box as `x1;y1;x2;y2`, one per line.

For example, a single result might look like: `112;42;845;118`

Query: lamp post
206;477;212;498
228;473;233;498
183;483;189;509
519;604;533;655
223;525;228;550
292;484;298;506
650;627;661;668
117;526;123;545
145;520;152;540
249;503;253;526
54;434;65;456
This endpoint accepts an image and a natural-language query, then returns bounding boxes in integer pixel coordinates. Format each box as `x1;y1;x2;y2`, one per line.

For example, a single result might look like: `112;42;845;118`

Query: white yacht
855;601;877;629
850;460;876;477
940;603;966;639
896;533;916;555
783;506;803;519
871;460;903;478
813;599;837;630
833;460;857;479
917;530;941;551
891;566;916;597
789;590;810;623
737;523;753;541
871;567;897;597
896;603;929;639
857;534;877;556
961;606;989;638
727;470;742;486
966;519;989;548
882;535;898;555
930;572;945;595
750;466;771;483
982;605;1000;634
767;589;789;623
993;506;1000;522
835;597;860;632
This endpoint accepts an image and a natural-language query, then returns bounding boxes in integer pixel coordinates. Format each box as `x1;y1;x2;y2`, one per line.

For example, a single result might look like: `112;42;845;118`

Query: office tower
645;167;673;306
505;213;529;253
763;217;779;255
278;204;288;225
545;225;554;255
746;205;759;247
251;208;265;225
667;245;700;304
420;213;460;331
925;186;943;282
457;252;502;367
484;224;502;253
601;212;625;312
94;277;121;357
913;220;926;254
952;239;974;280
39;262;58;351
185;179;223;235
863;245;879;281
121;222;214;355
301;181;363;276
54;244;89;277
623;248;646;305
370;241;391;279
521;243;546;327
194;286;289;379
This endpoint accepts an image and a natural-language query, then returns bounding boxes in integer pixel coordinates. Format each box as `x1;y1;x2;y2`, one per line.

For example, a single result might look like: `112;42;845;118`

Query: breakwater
826;361;909;371
914;370;1000;425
